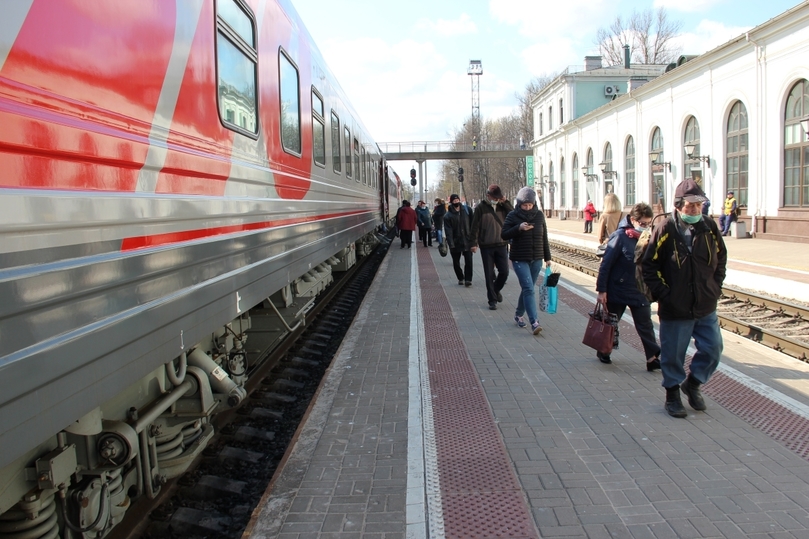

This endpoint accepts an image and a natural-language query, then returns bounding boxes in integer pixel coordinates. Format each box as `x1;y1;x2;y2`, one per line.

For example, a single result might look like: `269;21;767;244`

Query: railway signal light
410;168;417;186
458;167;464;183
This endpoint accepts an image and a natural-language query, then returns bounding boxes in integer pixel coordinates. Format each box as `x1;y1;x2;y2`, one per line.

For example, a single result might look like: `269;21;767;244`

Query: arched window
603;142;614;196
585;149;595;203
625;136;635;205
784;80;808;207
650;127;665;209
548;161;555;212
572;153;579;207
560;156;566;207
683;116;703;185
727;101;749;207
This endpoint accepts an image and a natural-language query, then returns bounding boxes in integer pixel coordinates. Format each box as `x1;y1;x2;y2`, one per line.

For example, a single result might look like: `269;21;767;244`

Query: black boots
665;385;687;418
681;374;706;411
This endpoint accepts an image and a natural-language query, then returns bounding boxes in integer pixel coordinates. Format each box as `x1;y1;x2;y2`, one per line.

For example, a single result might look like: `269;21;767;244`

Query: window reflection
217;34;257;134
280;53;301;154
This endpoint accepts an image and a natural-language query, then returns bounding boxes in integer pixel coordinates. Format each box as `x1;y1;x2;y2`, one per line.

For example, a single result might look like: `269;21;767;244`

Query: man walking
444;194;474;286
470;184;513;310
642;179;727;418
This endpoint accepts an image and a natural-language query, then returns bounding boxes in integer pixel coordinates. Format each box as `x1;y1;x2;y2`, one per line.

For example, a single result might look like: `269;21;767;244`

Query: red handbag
582;302;615;355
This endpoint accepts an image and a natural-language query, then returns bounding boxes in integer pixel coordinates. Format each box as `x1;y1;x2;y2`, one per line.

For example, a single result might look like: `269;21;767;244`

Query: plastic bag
538;265;557;314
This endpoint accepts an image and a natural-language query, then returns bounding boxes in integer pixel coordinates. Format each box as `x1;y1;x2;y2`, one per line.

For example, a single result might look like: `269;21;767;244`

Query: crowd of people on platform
394;178;727;419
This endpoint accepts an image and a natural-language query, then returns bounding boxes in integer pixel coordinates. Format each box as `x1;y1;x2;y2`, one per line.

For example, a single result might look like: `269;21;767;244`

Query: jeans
512;260;543;324
480;246;509;303
436;229;443;245
659;311;723;389
450;249;473;282
607;302;661;360
719;214;735;235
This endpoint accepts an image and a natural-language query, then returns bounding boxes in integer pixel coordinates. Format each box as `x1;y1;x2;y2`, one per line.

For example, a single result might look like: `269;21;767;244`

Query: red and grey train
0;0;400;535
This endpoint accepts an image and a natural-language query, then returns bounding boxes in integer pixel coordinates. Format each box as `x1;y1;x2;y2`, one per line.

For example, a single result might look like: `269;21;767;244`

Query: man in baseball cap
641;178;727;418
470;184;513;309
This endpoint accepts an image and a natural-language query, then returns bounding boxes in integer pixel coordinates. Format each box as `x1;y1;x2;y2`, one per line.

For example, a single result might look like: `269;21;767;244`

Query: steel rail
549;240;809;362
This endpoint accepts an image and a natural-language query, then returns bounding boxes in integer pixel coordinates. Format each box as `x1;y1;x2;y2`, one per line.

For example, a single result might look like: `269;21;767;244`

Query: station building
530;1;809;243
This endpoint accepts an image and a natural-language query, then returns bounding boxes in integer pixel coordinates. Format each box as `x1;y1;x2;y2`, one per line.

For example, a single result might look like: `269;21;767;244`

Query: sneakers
458;280;464;285
681;375;706;410
488;302;497;310
597;351;611;364
464;281;472;287
531;321;542;335
514;315;526;328
496;291;503;303
646;357;661;372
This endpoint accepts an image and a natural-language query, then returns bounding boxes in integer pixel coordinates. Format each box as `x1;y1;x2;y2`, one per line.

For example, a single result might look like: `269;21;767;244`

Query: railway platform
544;216;809;304
244;237;809;539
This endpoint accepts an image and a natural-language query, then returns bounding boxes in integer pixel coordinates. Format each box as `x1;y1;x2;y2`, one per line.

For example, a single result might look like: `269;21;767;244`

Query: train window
216;0;258;136
312;89;325;167
361;147;366;185
279;51;301;155
353;138;360;183
331;111;341;173
344;127;352;178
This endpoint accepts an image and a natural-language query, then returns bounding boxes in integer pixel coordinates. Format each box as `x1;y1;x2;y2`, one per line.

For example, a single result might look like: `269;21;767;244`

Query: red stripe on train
120;209;371;251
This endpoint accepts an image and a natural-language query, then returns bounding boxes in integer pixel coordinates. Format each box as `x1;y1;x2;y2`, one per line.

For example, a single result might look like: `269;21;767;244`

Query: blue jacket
416;206;432;229
596;216;649;307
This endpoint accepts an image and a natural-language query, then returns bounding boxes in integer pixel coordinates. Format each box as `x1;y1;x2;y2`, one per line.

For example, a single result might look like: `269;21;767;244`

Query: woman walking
396;200;417;249
595;202;661;369
501;187;551;335
597;193;623;245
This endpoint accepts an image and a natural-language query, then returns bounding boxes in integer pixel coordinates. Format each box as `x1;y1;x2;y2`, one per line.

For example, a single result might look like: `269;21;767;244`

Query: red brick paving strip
417;247;540;539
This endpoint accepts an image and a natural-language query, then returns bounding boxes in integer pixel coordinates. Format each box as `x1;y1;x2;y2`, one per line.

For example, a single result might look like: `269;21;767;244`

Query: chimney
624;45;630;69
584;56;602;71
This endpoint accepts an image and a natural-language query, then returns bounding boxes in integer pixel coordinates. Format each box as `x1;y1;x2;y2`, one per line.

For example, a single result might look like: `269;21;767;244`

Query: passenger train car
0;1;399;536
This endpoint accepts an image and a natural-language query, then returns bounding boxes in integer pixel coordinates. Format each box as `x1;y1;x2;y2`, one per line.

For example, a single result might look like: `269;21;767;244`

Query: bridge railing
378;141;527;154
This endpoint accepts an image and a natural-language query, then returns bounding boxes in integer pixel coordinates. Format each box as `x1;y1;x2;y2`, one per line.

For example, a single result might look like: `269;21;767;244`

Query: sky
290;0;801;187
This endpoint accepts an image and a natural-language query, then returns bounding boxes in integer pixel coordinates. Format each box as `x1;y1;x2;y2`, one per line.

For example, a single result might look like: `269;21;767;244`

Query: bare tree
595;7;682;66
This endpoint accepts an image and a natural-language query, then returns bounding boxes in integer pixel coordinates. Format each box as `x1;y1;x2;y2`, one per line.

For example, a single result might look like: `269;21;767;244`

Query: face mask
634;226;648;233
680;212;701;224
452;202;460;207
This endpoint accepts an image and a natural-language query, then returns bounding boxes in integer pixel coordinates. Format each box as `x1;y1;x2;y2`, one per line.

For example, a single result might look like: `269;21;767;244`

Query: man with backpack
641;179;727;418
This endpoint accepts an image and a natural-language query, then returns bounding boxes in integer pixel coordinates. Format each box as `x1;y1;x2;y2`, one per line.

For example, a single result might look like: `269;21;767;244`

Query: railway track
549;240;809;361
111;236;394;539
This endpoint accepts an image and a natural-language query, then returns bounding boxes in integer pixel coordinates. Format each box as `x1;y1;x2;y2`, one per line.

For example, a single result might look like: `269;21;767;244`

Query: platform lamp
581;166;599;181
649;151;671;172
598;162;618;178
684;144;710;164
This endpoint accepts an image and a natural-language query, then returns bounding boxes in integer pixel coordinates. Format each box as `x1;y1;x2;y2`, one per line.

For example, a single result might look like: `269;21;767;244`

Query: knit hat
516;187;537;205
449;194;460;202
487;184;503;199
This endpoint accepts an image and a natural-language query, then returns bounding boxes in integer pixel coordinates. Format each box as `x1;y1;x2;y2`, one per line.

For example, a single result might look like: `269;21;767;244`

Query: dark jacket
396;206;417;231
416;206;432;229
641;212;727;320
596;216;648;307
470;199;513;249
444;203;473;252
501;206;551;262
432;203;446;230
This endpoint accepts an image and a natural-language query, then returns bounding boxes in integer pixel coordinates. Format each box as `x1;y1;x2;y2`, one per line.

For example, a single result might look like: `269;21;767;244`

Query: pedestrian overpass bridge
378;141;531;161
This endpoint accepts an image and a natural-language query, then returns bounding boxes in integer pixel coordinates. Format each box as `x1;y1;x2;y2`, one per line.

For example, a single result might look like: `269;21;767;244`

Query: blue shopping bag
538;265;558;314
